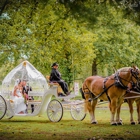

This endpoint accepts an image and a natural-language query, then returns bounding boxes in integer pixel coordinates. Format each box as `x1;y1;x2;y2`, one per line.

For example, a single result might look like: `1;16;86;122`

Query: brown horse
124;82;140;125
81;66;140;125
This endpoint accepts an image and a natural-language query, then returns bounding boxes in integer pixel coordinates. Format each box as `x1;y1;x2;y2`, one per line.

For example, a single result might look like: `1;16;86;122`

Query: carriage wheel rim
47;99;63;122
5;109;14;119
5;101;14;119
0;95;7;120
70;105;86;121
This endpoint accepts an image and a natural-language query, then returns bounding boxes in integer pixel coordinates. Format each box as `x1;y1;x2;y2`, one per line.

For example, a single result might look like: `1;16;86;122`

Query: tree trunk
0;0;9;16
92;59;97;75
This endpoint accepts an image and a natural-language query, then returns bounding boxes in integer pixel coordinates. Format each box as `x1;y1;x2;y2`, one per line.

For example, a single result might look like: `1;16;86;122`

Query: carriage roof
2;61;48;93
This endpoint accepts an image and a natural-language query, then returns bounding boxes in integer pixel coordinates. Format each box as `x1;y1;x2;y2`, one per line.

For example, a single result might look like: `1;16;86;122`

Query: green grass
0;105;140;140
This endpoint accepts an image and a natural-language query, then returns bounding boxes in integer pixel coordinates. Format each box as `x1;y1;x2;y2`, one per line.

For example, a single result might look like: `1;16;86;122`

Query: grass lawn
0;100;140;140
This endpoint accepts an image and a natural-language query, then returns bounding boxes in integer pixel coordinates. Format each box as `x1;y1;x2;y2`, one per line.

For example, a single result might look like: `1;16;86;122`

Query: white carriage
0;61;86;122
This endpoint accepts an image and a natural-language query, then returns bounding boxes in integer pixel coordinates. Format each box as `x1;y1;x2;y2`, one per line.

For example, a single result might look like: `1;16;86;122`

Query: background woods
0;0;140;84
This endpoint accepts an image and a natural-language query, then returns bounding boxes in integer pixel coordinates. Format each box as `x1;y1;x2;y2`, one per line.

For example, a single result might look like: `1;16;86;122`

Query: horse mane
117;67;131;72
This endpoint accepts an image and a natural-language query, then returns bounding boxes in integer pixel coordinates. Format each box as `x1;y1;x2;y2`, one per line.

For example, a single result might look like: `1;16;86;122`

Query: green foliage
0;0;140;82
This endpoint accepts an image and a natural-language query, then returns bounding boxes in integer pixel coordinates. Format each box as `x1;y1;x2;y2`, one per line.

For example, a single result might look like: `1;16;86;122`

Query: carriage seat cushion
46;76;59;85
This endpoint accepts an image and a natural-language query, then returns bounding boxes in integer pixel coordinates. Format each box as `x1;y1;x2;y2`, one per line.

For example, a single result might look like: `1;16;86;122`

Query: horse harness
83;77;114;102
83;68;140;102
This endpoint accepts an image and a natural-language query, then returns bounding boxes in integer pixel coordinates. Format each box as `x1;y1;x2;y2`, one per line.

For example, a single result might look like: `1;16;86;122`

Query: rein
93;83;115;101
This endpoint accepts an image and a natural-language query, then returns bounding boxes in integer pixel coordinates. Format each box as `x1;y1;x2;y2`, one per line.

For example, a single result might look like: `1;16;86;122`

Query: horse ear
132;65;139;70
132;65;136;69
113;67;117;73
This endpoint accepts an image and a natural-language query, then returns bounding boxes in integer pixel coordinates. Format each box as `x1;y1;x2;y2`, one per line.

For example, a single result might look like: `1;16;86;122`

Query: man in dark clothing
50;62;71;96
22;81;34;113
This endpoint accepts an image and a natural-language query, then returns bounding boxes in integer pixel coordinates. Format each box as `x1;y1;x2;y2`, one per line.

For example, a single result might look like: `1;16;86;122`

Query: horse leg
116;105;123;125
109;98;118;125
127;99;135;125
91;99;98;124
136;100;140;124
84;94;97;124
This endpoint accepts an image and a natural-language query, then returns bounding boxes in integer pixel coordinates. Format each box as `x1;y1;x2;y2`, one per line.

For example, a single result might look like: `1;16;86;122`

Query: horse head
114;66;140;89
130;66;140;81
129;66;140;91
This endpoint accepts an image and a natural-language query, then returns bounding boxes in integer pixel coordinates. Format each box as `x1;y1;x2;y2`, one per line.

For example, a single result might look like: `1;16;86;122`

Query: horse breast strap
103;77;108;89
93;78;114;101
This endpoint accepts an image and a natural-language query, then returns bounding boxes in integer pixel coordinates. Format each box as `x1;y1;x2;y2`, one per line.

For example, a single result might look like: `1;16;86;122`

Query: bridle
130;73;140;92
134;80;140;92
114;68;140;90
130;68;140;81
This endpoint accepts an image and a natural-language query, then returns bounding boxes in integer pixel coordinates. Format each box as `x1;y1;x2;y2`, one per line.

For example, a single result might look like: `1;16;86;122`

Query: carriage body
0;61;50;119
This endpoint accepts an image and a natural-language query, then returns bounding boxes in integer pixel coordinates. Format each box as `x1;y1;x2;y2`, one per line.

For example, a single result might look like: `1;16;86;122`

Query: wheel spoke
71;104;86;121
47;99;63;122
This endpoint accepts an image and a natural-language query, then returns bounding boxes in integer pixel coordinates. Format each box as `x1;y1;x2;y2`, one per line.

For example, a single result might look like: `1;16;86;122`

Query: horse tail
81;81;92;113
79;87;86;99
79;86;89;113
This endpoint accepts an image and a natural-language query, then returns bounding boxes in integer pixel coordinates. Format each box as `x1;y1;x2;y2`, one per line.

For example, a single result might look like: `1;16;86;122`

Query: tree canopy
0;0;140;83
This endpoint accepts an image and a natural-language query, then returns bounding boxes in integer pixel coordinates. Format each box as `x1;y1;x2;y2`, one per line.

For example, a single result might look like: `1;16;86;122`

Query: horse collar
114;71;128;90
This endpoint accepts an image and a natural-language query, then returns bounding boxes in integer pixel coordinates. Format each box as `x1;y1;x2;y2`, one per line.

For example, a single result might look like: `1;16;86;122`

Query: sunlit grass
0;105;140;140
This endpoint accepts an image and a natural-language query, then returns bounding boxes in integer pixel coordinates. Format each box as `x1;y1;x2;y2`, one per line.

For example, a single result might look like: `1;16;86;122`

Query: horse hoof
88;98;92;102
131;122;136;125
120;119;123;122
111;123;117;126
91;121;97;124
117;122;123;125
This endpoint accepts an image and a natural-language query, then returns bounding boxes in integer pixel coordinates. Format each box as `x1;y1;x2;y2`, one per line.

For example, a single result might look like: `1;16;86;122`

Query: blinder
114;67;140;90
130;68;140;81
114;72;128;89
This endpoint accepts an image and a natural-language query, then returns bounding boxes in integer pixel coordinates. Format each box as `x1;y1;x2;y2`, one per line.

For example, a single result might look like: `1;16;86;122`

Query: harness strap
103;77;111;102
83;84;95;100
114;72;128;89
83;87;91;94
103;77;108;89
105;92;111;102
83;78;114;102
84;91;91;94
93;83;115;100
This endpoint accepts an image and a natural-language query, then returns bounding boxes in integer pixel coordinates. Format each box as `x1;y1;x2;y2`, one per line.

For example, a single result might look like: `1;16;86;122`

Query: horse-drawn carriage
0;61;86;122
1;61;140;125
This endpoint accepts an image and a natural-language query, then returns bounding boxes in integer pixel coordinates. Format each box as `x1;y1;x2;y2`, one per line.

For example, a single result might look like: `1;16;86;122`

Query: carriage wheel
5;110;13;119
47;99;63;122
0;95;7;120
70;104;86;121
5;105;14;119
5;100;14;119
